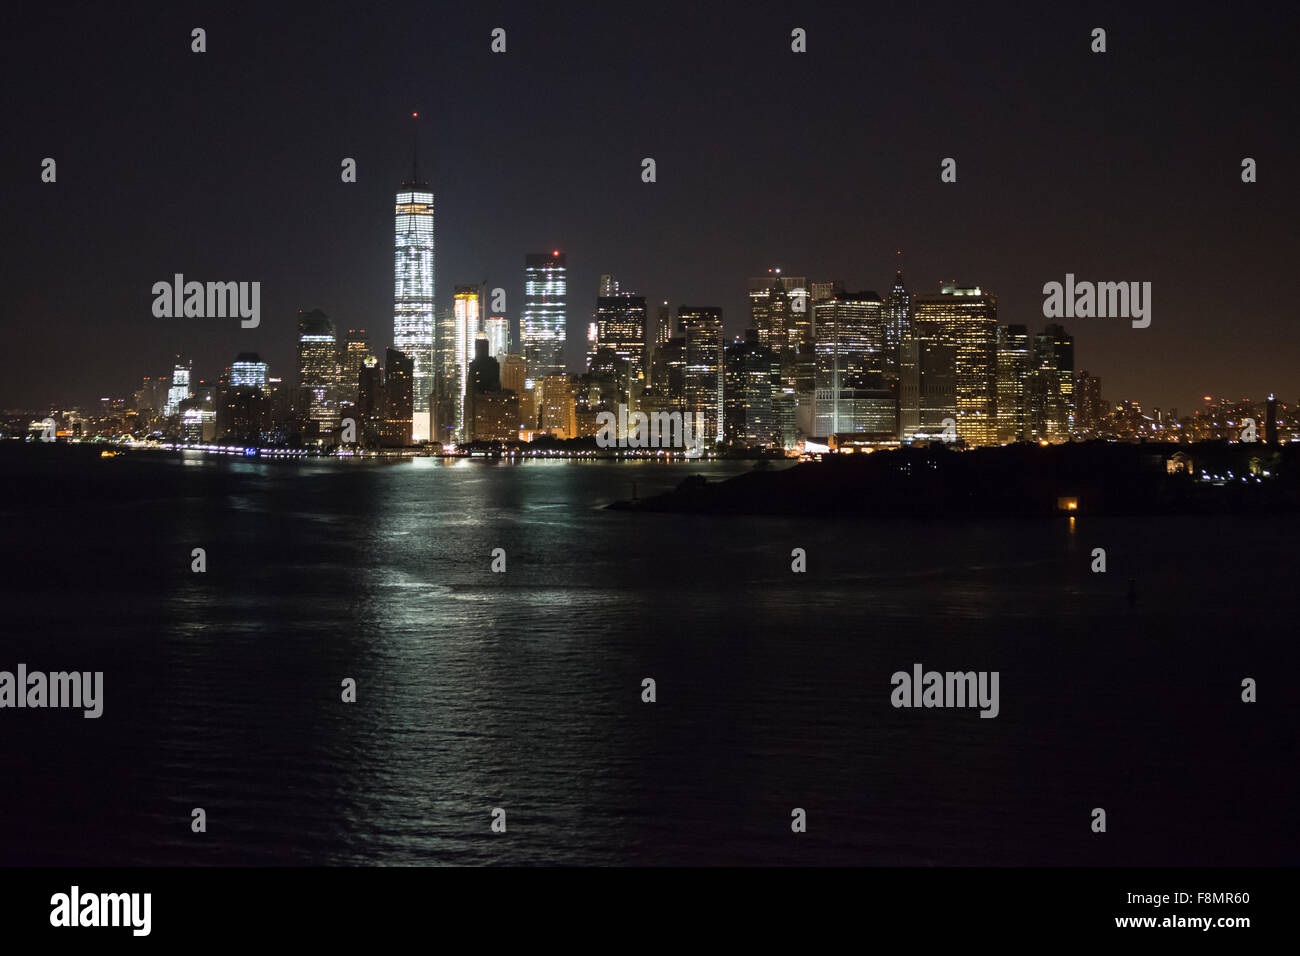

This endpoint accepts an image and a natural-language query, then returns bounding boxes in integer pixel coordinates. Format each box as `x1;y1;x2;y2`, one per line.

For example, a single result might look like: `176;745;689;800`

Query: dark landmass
608;441;1300;516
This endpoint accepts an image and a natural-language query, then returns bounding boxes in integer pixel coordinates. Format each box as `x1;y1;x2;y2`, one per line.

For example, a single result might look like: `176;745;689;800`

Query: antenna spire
410;111;420;183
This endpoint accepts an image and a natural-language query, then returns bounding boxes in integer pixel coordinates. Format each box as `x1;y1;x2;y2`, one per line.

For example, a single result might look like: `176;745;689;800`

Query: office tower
585;322;600;370
432;306;457;444
1266;393;1279;445
749;271;809;319
451;286;483;441
134;377;159;416
596;293;648;387
484;316;509;358
500;353;533;430
500;354;527;395
749;271;808;347
751;272;815;397
522;252;567;385
297;309;340;431
472;390;520;442
810;281;841;306
230;352;268;390
1073;370;1103;434
655;303;673;345
911;284;999;445
644;302;669;388
996;325;1032;442
164;357;192;417
650;335;686;407
383;347;414;446
265;377;291;434
394;158;435;442
813;291;892;436
357;356;386;447
464;335;504;440
680;306;724;445
882;270;911;378
467;336;500;392
724;330;779;447
339;330;369;408
539;374;576;438
136;376;169;417
899;339;958;440
1029;324;1074;441
218;380;268;444
598;274;619;297
773;389;798;449
179;383;218;441
750;277;792;356
784;279;812;355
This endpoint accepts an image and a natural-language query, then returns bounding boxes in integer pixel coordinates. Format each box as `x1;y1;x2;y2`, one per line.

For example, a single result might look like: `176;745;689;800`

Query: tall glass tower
164;357;192;417
394;126;435;442
522;252;567;386
680;306;725;444
452;286;482;442
883;269;911;378
912;284;998;446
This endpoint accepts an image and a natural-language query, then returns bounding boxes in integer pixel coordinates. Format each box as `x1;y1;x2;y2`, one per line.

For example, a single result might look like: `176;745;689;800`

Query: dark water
1;444;1295;866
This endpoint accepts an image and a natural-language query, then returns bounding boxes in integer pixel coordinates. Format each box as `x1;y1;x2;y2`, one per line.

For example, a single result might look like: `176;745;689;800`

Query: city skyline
3;0;1296;917
5;3;1297;414
10;254;1289;437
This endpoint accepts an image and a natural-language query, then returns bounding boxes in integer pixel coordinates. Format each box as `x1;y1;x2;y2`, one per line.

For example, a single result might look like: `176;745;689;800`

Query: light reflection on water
0;453;1295;866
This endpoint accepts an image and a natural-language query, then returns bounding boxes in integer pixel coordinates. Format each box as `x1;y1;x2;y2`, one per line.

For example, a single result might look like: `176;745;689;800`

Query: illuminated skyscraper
500;354;531;429
164;357;192;417
452;286;482;441
596;292;648;383
681;306;724;445
654;303;673;345
383;347;414;446
811;281;841;307
883;270;911;378
297;309;340;431
1073;370;1103;435
135;376;168;417
813;291;893;436
996;325;1032;442
912;284;998;445
394;139;435;442
484;316;509;358
748;272;806;355
357;355;386;447
585;322;599;370
724;330;779;447
339;329;370;408
230;352;268;390
899;338;957;441
501;354;527;395
539;374;576;438
522;252;567;385
1029;324;1074;441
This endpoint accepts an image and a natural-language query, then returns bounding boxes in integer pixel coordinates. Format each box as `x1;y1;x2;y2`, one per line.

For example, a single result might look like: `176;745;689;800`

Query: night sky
4;0;1296;413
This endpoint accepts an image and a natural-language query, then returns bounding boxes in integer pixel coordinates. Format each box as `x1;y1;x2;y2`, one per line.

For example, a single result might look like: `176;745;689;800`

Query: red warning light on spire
412;112;419;118
553;250;559;256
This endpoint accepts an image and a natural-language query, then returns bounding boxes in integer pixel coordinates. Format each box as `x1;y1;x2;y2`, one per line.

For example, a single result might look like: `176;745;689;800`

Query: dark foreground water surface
1;445;1295;865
